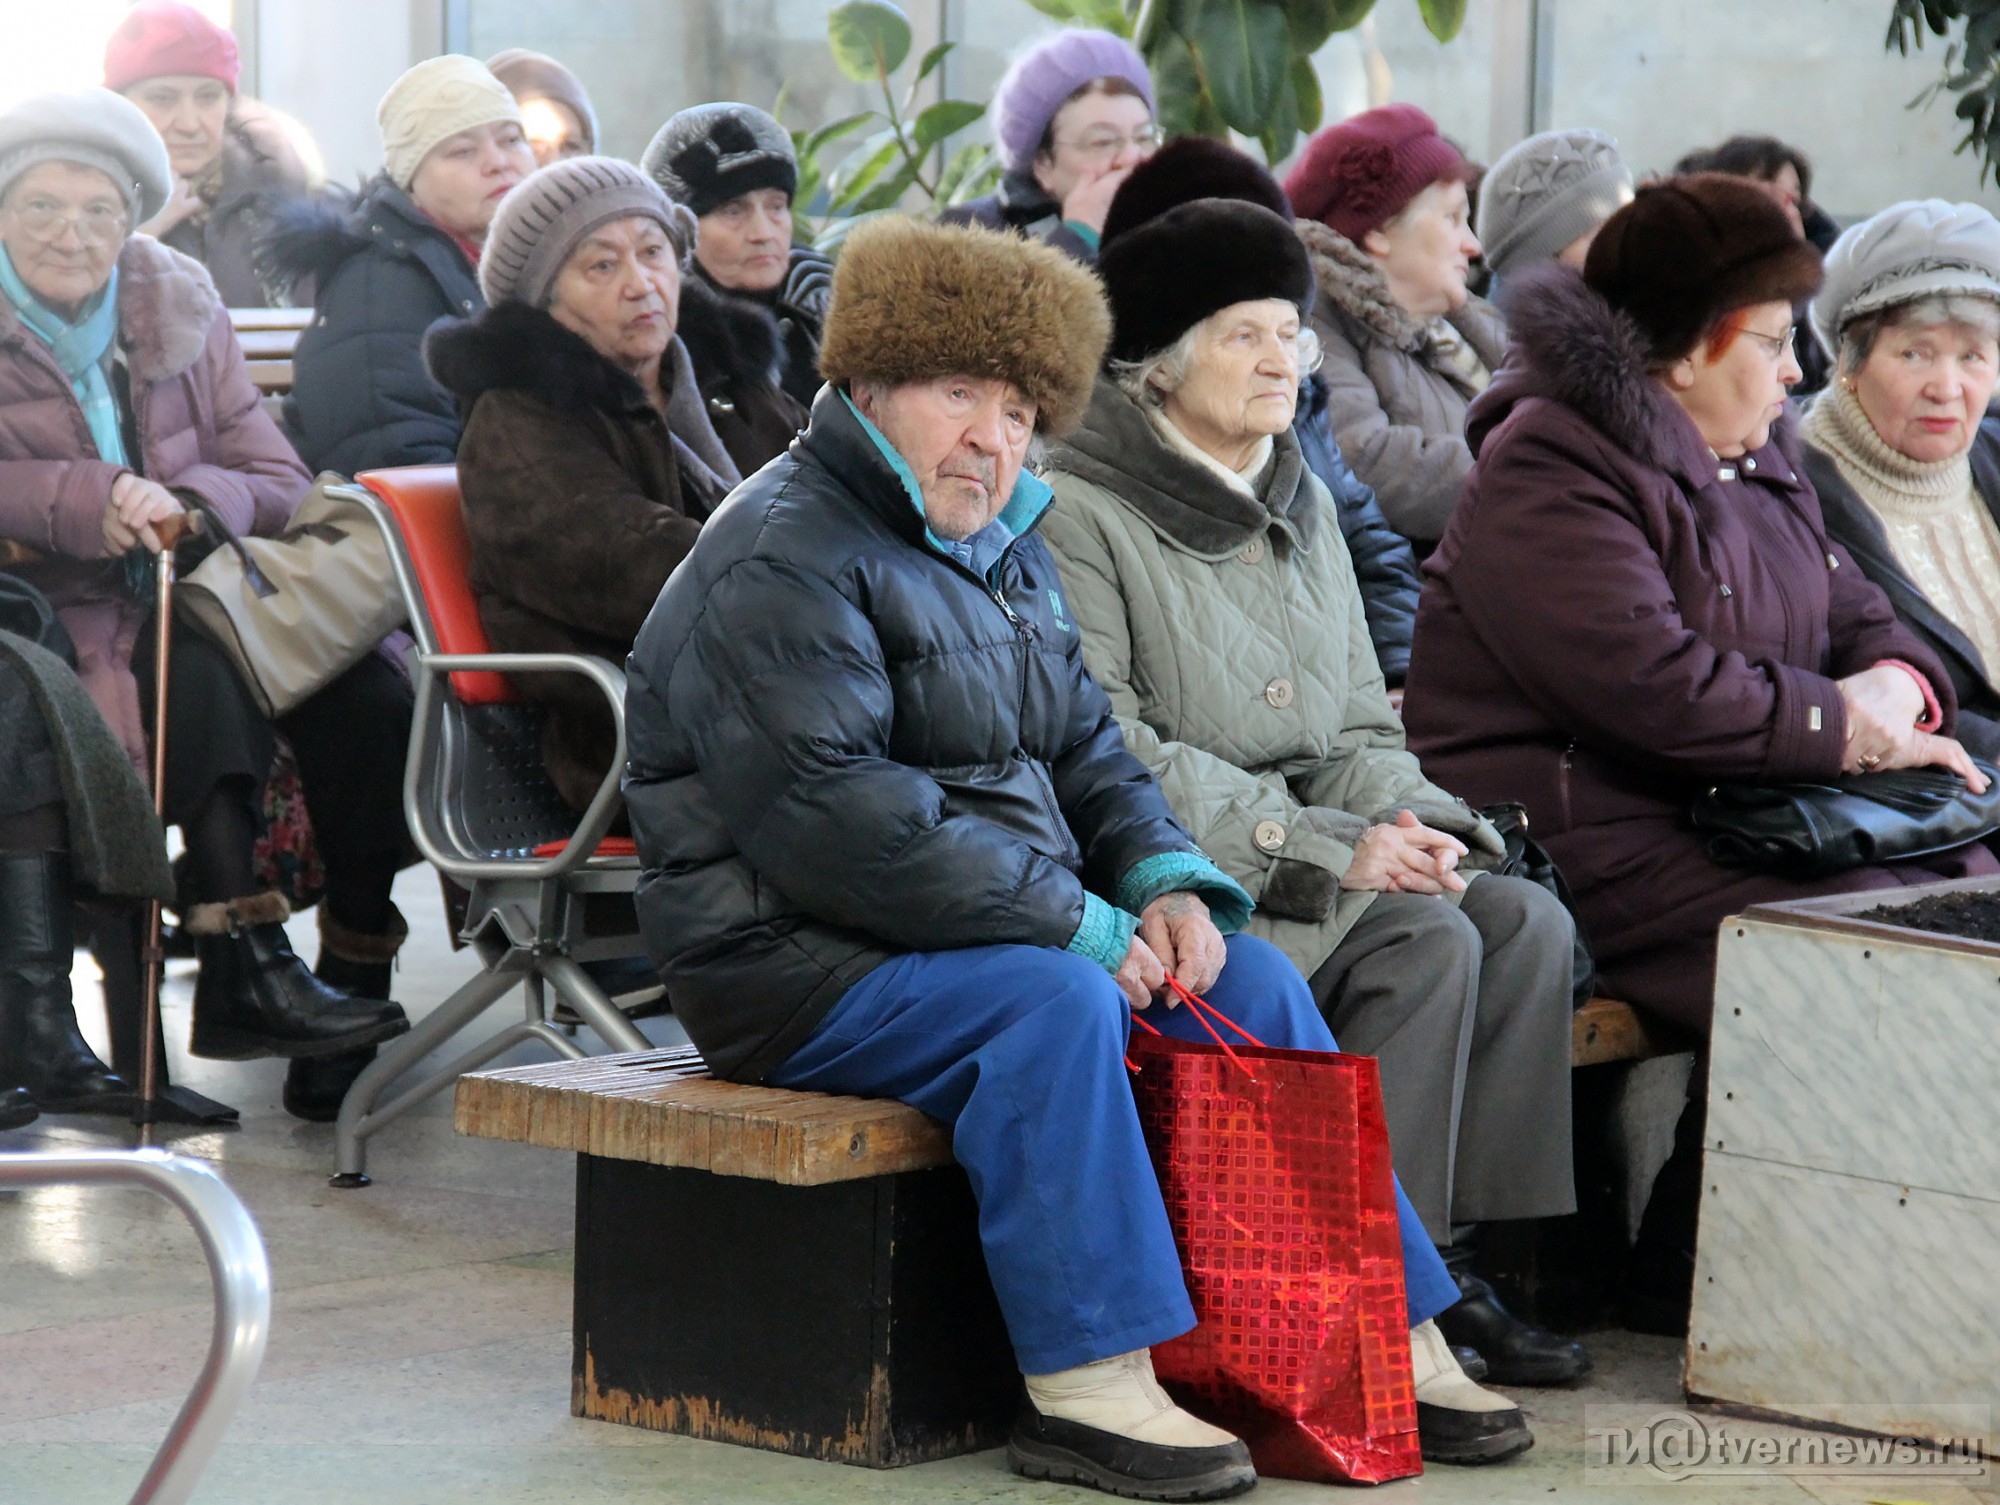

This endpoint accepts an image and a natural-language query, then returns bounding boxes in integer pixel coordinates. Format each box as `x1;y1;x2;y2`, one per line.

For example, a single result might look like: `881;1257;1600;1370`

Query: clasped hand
1113;890;1227;1011
1339;808;1469;895
1837;665;1988;792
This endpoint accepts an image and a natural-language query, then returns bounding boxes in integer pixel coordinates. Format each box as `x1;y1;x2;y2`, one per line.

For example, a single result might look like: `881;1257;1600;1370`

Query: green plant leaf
1286;0;1375;51
1290;52;1324;134
1017;0;1127;25
912;98;986;152
1416;0;1468;42
1146;25;1209;139
802;110;877;160
934;140;992;203
911;40;955;88
850;155;928;213
828;131;905;210
828;0;912;83
1183;0;1290;135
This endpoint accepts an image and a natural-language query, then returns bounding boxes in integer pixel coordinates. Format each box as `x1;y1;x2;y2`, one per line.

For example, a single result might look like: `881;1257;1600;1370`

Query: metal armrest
0;1150;270;1505
404;651;630;883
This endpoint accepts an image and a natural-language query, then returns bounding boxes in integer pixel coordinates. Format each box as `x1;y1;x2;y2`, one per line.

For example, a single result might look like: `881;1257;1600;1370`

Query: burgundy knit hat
1584;172;1824;362
104;1;240;94
1283;104;1468;243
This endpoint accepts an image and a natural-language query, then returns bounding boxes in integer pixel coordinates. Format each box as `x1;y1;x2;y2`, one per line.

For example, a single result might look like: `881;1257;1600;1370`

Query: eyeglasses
1052;126;1163;164
8;201;130;247
1740;324;1799;362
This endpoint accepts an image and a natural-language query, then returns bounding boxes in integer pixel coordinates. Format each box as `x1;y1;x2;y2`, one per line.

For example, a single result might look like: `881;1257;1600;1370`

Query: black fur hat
1098;198;1315;365
1100;135;1292;249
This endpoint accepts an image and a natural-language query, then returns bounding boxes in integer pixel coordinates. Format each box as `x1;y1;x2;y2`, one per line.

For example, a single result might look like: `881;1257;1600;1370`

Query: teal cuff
1062;220;1101;252
1116;851;1255;935
1067;891;1140;974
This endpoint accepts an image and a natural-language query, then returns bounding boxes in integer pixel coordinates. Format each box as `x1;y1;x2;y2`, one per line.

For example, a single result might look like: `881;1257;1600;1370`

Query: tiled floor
0;869;1990;1503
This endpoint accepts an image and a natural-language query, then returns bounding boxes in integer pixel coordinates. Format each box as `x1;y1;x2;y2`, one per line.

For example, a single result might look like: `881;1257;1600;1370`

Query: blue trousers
768;932;1459;1374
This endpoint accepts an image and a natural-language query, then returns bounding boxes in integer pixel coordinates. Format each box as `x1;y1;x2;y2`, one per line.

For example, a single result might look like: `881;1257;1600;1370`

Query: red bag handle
1126;978;1265;1078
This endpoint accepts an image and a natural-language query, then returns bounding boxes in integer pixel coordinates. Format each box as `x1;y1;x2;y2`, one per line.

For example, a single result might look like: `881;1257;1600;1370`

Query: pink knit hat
1283;104;1469;243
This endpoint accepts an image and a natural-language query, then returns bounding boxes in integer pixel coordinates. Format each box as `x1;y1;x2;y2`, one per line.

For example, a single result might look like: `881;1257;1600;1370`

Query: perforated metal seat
326;467;654;1188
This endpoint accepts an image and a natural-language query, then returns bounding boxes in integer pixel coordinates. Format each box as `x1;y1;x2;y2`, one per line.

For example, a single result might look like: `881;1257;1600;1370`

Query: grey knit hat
641;103;797;218
480;155;698;308
0;88;172;224
1811;199;2000;357
1476;128;1633;280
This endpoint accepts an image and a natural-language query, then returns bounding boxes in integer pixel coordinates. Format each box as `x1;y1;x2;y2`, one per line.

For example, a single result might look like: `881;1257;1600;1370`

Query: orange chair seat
531;836;638;860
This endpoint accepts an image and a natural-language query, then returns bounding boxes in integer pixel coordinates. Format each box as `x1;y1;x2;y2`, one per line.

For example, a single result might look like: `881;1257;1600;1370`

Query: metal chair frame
327;477;651;1188
0;1150;270;1505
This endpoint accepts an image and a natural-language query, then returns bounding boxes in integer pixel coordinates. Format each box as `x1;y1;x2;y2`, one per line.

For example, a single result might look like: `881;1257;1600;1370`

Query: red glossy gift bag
1127;993;1421;1485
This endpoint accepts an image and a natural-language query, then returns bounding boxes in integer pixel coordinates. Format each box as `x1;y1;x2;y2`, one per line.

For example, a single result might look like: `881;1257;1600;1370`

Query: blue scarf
0;248;125;467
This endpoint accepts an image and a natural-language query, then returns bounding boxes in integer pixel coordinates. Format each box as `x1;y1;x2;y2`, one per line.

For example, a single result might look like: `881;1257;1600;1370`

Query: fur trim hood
0;235;219;385
1478;262;1795;483
425;300;646;417
817;216;1109;436
258;175;423;292
676;276;785;396
1297;218;1505;366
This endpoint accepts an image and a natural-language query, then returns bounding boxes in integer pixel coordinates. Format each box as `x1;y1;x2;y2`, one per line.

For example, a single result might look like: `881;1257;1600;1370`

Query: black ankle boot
1435;1243;1593;1386
0;852;131;1113
283;909;405;1123
1622;1092;1706;1337
188;893;409;1062
0;1085;38;1130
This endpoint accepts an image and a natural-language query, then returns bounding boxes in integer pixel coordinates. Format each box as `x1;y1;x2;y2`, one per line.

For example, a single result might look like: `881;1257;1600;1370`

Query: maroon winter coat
1403;266;1995;1031
0;236;311;771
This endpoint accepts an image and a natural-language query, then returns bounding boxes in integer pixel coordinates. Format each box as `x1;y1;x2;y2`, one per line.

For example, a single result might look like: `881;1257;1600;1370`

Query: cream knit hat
378;55;521;190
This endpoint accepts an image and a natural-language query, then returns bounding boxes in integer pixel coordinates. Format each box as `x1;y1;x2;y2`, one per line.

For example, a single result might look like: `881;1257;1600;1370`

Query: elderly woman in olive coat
1040;195;1588;1416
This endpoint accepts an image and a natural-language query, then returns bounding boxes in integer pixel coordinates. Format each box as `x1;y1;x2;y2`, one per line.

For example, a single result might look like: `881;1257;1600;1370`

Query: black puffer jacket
266;176;482;475
1294;372;1420;685
625;389;1212;1082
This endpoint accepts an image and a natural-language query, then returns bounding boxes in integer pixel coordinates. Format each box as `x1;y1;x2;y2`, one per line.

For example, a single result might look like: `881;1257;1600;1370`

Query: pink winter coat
0;235;311;768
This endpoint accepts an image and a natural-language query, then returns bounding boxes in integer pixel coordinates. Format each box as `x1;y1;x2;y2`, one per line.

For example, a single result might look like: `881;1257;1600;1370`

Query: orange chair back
357;466;514;704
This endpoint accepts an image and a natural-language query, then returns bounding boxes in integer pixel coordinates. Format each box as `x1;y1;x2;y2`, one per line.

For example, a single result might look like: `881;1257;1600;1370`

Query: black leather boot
0;1086;38;1130
1435;1243;1593;1386
188;893;409;1062
0;852;131;1113
283;907;404;1123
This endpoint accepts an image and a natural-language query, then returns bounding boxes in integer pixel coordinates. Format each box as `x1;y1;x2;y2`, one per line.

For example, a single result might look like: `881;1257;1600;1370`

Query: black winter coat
674;277;808;475
268;177;482;475
624;389;1206;1082
1804;417;2000;761
1293;372;1420;686
939;169;1097;264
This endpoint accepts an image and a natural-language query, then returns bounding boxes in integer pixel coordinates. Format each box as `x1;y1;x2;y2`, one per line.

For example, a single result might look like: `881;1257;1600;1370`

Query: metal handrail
0;1151;271;1505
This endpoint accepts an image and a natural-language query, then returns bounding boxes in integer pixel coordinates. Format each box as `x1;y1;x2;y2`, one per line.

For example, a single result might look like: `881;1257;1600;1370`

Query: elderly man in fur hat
624;218;1472;1500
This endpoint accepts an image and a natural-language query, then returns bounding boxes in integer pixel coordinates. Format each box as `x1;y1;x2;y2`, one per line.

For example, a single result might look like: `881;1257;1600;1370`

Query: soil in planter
1857;891;2000;942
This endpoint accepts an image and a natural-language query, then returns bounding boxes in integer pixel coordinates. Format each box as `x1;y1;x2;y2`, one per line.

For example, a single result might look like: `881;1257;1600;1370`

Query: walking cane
134;516;190;1142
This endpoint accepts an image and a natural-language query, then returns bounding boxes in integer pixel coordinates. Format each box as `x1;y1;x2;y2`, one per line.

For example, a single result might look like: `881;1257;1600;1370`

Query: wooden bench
228;306;308;397
456;1045;1016;1468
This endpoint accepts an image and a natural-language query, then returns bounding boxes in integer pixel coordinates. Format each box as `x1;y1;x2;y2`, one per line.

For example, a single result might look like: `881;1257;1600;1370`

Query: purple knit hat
991;29;1154;174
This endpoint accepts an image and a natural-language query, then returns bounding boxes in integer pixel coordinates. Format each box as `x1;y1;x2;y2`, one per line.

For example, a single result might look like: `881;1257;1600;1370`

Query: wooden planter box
1692;877;2000;1447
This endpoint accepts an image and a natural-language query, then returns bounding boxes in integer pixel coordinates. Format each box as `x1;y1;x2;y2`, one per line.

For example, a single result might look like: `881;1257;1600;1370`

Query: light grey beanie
480;155;698;308
1476;128;1633;280
641;103;797;218
1811;199;2000;357
0;88;172;223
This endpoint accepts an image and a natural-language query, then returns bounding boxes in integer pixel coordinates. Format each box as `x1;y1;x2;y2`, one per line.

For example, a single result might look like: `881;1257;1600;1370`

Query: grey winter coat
1041;379;1501;981
1298;219;1508;550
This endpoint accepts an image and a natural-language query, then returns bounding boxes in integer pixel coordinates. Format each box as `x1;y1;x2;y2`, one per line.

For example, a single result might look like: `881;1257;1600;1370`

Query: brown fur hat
817;216;1109;435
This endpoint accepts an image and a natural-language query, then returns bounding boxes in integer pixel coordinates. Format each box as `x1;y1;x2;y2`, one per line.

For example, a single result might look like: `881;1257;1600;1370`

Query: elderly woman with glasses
1040;195;1590;1464
1401;175;1997;1333
1802;201;2000;763
940;28;1158;263
0;89;414;1122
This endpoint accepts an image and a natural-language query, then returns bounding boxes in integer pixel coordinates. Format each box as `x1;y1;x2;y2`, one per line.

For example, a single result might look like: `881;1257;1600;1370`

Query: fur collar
1047;378;1319;559
1486;262;1702;474
0;235;218;385
1297;219;1506;370
259;175;446;290
425;301;647;418
675;276;785;395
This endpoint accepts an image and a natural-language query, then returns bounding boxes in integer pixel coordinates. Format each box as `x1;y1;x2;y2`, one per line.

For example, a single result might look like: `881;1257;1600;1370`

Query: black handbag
1481;802;1597;1009
1689;761;2000;878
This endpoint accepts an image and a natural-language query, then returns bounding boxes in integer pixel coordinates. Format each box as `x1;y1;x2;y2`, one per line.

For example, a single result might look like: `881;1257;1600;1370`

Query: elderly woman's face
696;187;793;294
408;120;535;242
126;74;231;180
1161;299;1305;449
1670;299;1802;459
0;162;129;313
1851;315;2000;465
548;216;681;375
1362;178;1479;320
519;98;588;168
1032;86;1156;208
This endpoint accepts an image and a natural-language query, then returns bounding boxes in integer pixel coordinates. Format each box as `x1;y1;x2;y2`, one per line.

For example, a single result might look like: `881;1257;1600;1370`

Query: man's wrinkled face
852;375;1037;541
